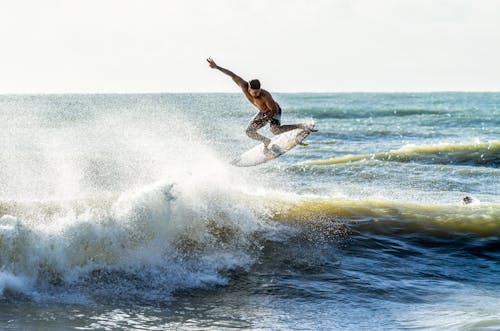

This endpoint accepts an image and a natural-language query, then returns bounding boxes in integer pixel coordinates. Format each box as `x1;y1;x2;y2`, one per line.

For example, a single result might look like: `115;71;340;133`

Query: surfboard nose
300;121;317;132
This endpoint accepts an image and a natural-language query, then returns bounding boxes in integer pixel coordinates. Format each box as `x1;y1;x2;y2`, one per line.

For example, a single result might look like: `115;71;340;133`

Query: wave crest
0;179;283;302
272;197;500;236
302;141;500;167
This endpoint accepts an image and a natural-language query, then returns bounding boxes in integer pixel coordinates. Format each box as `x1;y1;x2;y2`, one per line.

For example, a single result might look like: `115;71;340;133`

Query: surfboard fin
299;142;309;146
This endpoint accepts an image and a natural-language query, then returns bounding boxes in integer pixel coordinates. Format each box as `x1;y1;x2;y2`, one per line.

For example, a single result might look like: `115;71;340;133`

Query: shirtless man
207;58;315;148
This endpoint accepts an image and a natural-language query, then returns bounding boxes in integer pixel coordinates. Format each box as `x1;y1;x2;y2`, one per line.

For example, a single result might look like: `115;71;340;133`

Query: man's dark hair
249;79;261;89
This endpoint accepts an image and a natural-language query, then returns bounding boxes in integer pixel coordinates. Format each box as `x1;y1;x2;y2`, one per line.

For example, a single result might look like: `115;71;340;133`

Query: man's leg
269;107;317;134
269;107;304;135
270;123;304;135
246;113;271;146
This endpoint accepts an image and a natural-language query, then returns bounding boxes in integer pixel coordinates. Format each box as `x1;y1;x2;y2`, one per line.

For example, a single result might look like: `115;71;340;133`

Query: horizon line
1;90;499;96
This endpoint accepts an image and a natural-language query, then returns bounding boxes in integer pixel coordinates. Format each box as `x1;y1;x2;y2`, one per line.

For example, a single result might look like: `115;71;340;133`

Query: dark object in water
462;196;473;205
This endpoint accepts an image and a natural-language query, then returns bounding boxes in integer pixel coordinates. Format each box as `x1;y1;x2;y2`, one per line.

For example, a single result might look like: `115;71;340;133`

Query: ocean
0;92;499;330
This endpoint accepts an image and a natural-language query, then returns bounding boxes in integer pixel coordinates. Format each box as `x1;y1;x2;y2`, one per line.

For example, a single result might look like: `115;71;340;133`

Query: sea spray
0;95;280;301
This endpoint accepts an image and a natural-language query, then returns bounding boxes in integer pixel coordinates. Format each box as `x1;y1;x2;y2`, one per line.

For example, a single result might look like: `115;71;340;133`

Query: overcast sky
0;0;499;93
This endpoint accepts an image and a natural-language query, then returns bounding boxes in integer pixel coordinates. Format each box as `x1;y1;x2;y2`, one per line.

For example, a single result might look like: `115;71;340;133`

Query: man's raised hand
207;58;218;69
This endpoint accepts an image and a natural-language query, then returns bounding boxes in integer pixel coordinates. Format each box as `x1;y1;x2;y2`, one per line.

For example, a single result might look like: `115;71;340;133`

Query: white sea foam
0;161;287;302
0;269;33;298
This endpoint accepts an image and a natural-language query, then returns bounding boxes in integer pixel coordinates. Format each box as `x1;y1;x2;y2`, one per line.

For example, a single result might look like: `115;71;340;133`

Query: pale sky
0;0;499;93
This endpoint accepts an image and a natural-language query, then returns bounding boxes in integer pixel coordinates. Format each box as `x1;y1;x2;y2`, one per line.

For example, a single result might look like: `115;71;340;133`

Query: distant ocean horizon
2;90;500;95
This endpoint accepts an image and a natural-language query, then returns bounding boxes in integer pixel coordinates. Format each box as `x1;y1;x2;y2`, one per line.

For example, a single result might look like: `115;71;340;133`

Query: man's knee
270;124;281;135
246;126;257;138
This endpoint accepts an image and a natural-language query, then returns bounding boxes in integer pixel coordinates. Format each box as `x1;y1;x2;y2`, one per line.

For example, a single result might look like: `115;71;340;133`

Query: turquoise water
0;93;499;330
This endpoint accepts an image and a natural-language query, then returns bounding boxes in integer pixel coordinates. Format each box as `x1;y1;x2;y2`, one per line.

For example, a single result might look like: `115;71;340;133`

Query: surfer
207;58;315;148
462;195;479;205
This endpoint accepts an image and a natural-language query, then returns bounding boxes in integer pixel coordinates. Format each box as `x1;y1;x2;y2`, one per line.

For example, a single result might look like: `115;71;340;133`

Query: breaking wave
272;197;500;237
0;178;289;303
3;178;497;303
302;141;500;167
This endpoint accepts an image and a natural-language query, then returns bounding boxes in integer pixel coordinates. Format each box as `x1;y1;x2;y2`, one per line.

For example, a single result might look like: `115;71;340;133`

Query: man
207;58;315;149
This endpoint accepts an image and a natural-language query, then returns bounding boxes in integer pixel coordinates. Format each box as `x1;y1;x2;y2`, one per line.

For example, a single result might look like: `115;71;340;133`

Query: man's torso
243;89;274;113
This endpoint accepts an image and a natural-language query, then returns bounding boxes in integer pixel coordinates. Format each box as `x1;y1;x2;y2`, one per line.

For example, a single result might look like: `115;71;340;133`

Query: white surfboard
232;122;315;167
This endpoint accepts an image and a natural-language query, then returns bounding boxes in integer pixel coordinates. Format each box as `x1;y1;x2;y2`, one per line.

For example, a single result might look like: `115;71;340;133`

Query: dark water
0;93;499;330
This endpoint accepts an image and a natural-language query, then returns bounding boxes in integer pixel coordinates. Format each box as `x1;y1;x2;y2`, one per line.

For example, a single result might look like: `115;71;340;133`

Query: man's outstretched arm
207;58;247;89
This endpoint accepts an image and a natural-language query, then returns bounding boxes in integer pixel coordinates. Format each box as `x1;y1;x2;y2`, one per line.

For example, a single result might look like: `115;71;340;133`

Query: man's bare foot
300;123;318;132
263;138;271;148
263;145;275;158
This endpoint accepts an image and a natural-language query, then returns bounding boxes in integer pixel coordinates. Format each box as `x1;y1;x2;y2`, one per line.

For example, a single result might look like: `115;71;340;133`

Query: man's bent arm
262;97;280;120
207;58;247;88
